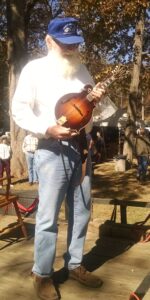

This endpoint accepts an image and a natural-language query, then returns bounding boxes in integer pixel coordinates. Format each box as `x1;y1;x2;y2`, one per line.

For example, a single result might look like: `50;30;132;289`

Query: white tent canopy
93;96;118;123
93;95;127;128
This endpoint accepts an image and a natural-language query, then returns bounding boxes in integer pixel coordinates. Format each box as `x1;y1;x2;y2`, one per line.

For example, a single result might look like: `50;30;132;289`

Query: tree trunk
124;8;145;163
7;0;28;178
128;9;145;121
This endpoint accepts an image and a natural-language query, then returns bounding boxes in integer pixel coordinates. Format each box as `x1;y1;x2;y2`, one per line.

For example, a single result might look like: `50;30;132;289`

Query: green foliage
26;1;52;57
0;0;7;40
61;0;149;62
61;0;149;109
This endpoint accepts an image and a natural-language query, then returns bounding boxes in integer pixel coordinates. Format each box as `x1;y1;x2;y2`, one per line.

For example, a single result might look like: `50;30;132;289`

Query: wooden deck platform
0;161;150;299
0;216;150;300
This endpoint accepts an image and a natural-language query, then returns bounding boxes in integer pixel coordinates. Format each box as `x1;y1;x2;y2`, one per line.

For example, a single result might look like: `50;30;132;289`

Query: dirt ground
11;159;150;225
91;160;150;225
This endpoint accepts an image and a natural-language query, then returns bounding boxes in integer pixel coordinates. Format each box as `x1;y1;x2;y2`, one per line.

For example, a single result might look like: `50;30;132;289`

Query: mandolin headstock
94;65;129;91
111;65;129;80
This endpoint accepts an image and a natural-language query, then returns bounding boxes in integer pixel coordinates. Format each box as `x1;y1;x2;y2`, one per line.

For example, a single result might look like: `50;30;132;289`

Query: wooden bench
92;197;150;224
92;197;150;242
0;176;28;238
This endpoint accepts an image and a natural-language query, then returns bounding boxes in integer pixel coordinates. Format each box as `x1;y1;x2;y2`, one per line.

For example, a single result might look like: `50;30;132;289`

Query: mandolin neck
86;75;116;102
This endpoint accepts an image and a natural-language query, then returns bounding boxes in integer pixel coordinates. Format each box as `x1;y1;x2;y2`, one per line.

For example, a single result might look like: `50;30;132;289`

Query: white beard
48;49;81;78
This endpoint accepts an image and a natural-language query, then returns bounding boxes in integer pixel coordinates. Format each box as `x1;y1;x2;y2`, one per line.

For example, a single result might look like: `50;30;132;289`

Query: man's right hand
46;124;79;140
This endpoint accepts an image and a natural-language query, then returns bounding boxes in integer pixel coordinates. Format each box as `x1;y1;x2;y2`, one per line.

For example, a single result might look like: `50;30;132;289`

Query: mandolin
55;65;128;131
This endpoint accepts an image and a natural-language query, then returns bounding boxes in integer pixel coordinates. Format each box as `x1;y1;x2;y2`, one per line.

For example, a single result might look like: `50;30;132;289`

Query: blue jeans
32;140;91;277
137;155;149;177
25;152;38;183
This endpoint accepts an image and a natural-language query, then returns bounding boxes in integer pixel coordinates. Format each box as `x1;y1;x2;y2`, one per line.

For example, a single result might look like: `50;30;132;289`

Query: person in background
94;131;105;163
22;133;38;185
135;127;150;182
0;135;13;188
12;16;106;300
90;130;105;164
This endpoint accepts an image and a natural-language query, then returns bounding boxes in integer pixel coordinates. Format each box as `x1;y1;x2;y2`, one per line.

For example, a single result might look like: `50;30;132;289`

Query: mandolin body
55;65;127;130
55;88;95;130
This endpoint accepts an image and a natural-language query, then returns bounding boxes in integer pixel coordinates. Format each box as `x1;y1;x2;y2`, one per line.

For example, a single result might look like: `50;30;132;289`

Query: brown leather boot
69;266;103;288
32;274;59;300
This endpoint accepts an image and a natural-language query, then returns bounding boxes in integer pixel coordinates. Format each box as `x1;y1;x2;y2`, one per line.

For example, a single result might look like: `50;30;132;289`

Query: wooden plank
92;197;150;207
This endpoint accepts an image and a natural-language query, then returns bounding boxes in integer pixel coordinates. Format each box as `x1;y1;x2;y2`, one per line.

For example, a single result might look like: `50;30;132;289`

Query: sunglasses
53;38;79;49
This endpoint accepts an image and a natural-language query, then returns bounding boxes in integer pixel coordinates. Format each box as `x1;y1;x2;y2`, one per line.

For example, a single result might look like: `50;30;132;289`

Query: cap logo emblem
63;23;76;35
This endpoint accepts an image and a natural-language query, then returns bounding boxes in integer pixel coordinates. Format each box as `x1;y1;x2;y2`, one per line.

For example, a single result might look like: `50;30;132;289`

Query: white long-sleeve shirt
12;53;95;137
22;134;38;153
0;144;11;160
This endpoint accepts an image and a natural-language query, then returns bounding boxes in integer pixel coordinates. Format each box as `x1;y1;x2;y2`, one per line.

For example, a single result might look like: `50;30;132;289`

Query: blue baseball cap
47;17;84;45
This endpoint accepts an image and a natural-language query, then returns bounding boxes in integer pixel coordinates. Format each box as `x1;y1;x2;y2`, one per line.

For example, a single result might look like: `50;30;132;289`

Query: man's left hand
91;86;106;103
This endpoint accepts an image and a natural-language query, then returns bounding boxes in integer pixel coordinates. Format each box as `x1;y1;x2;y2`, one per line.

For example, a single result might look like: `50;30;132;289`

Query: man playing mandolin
12;16;106;300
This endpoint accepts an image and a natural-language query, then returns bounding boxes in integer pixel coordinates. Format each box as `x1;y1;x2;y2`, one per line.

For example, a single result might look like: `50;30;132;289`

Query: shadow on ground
53;232;135;285
0;222;35;250
92;161;150;202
